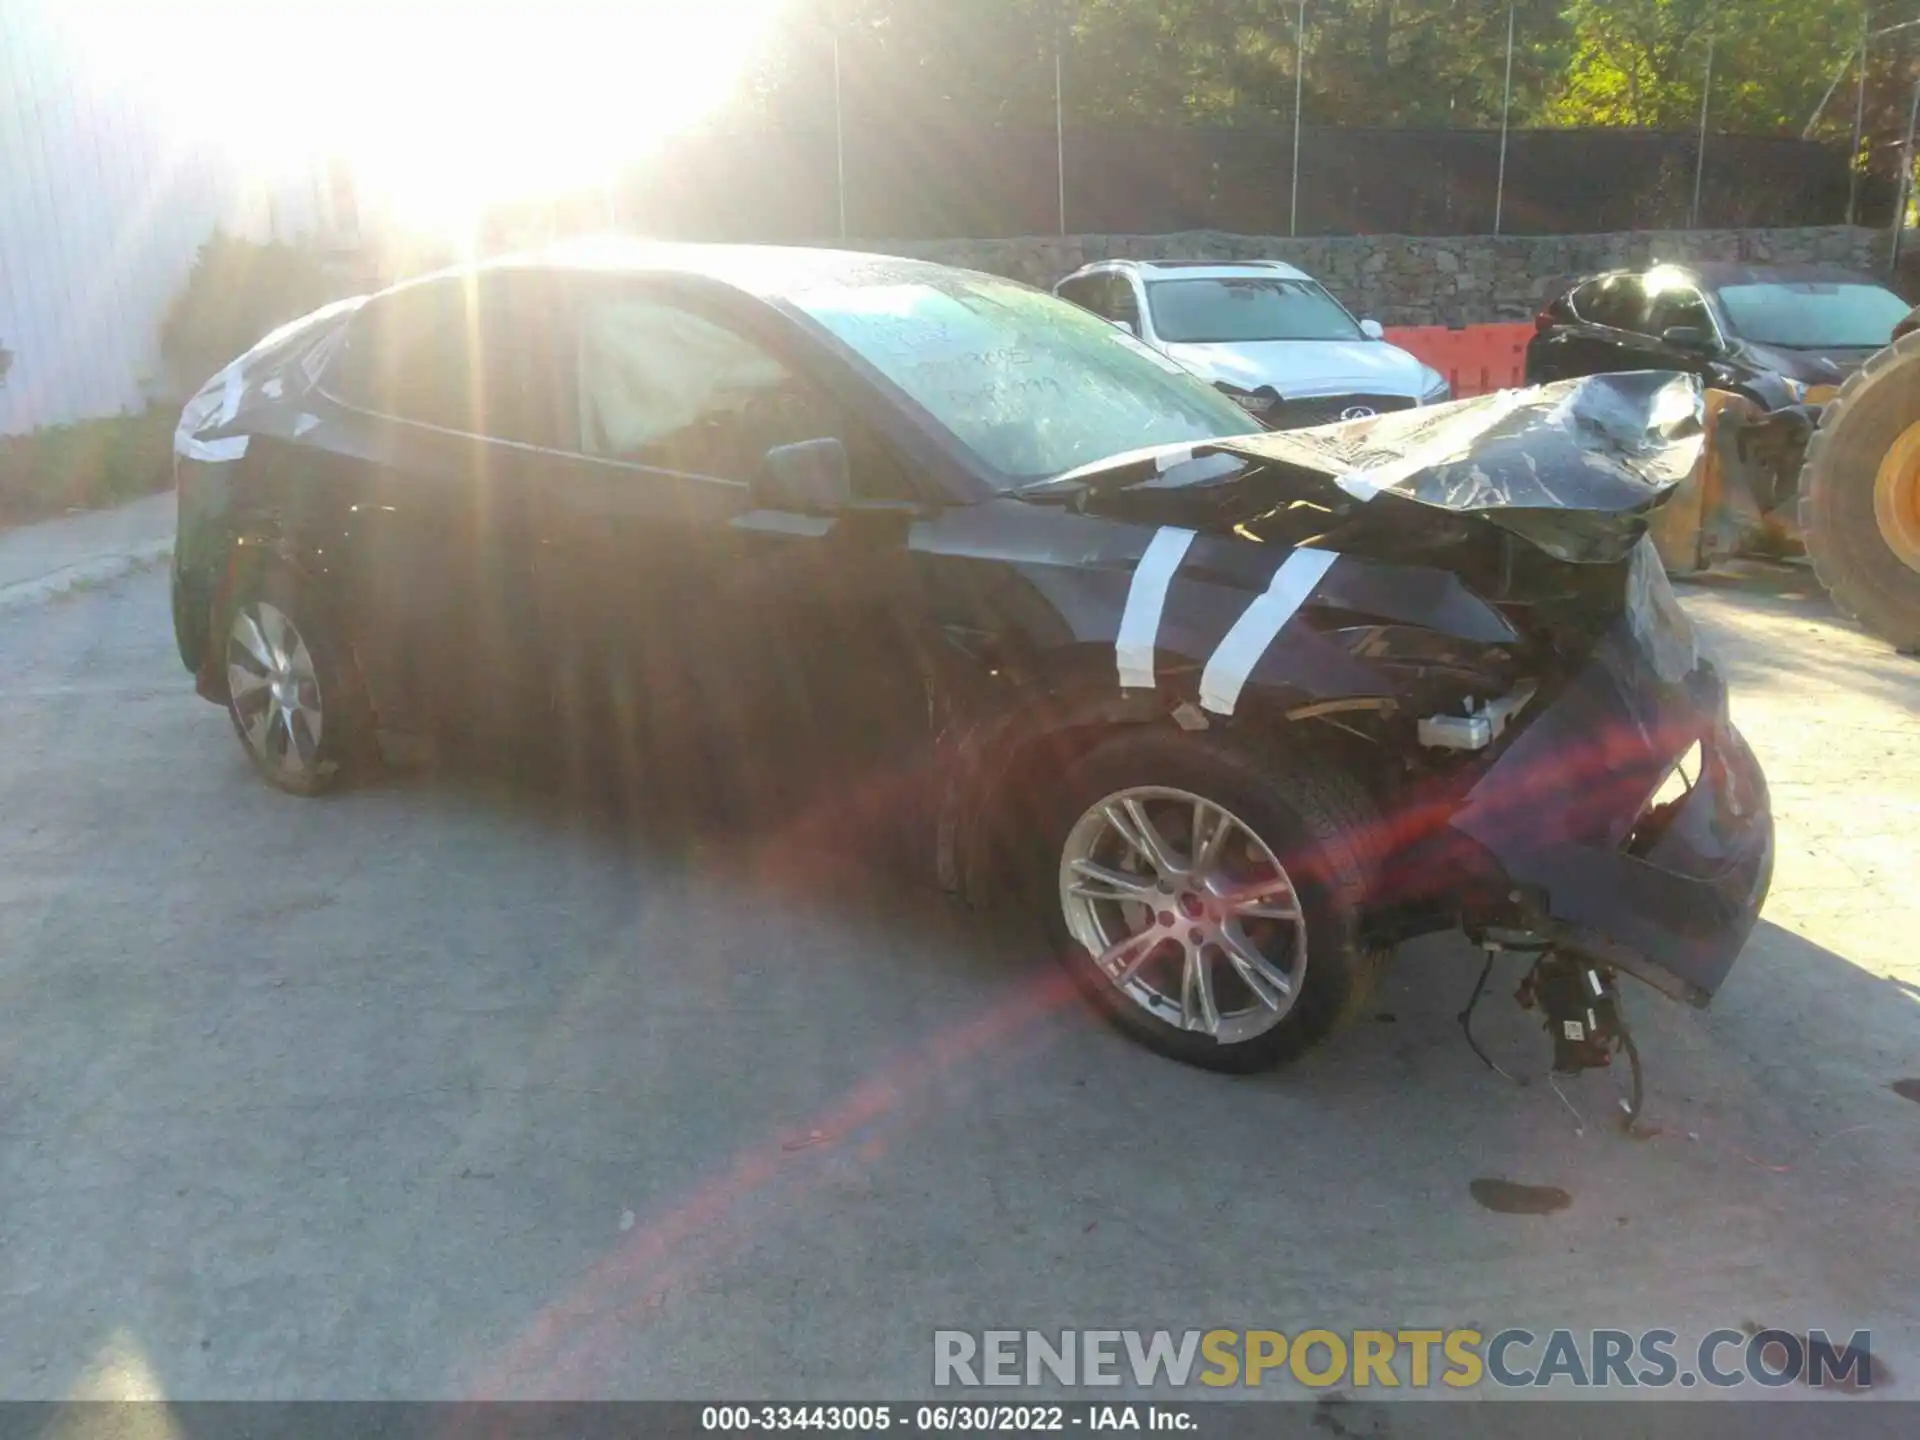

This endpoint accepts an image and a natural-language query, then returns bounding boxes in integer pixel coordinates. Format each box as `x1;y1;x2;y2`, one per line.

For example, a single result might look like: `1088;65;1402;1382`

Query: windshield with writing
1146;277;1363;344
787;273;1257;484
1716;282;1910;350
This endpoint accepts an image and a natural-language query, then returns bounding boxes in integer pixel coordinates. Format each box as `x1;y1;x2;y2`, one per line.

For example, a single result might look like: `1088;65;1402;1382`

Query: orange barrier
1384;323;1533;399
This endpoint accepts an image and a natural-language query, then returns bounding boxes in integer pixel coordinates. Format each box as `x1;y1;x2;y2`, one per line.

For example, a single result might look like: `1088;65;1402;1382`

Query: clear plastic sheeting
1625;534;1700;685
1219;371;1707;563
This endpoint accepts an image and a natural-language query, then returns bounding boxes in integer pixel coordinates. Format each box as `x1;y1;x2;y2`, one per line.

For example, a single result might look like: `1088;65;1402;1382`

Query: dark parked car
1526;262;1912;407
171;244;1772;1083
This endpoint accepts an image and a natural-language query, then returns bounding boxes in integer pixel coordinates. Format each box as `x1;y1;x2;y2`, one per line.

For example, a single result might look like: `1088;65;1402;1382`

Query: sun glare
42;0;788;239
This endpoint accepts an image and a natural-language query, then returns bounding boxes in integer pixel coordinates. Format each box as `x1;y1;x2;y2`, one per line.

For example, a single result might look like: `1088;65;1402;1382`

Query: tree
732;0;1886;139
1547;0;1866;133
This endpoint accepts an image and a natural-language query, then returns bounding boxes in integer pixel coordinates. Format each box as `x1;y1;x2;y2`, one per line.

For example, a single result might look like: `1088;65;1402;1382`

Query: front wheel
1040;730;1387;1073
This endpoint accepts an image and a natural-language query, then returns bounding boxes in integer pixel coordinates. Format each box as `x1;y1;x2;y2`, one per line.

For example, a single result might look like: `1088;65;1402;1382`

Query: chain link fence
486;3;1920;249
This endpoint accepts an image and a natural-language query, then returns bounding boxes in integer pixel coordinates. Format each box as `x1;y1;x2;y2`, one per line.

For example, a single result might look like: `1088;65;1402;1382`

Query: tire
1799;330;1920;653
1039;729;1388;1074
215;560;375;796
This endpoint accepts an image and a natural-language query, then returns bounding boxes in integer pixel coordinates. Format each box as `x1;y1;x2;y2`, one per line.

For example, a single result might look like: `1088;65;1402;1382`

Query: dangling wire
1458;946;1520;1083
1616;1010;1646;1132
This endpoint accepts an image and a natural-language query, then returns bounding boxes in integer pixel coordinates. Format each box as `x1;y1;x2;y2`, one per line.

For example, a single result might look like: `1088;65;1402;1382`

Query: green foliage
0;409;175;525
743;0;1879;136
157;232;337;395
1548;0;1862;132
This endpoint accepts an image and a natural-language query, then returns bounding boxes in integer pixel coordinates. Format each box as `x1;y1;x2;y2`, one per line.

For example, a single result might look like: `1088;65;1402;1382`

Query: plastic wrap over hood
1209;371;1704;563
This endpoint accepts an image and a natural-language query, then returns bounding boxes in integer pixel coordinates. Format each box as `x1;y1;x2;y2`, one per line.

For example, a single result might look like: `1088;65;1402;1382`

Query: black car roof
1573;260;1884;291
391;240;982;303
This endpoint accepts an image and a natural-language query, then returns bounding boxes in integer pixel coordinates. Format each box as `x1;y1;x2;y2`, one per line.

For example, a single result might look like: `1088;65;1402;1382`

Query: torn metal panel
1032;372;1706;566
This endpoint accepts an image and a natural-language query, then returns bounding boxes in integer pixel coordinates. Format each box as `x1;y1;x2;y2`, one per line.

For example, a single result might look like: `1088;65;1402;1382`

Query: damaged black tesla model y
171;243;1772;1083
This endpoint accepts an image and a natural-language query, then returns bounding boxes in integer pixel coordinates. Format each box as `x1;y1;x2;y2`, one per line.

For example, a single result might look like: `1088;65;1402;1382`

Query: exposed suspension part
1516;950;1645;1128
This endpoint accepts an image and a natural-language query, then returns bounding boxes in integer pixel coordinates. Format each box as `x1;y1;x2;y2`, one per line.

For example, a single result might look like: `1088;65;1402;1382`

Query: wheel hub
1058;786;1308;1044
226;601;324;775
1872;420;1920;574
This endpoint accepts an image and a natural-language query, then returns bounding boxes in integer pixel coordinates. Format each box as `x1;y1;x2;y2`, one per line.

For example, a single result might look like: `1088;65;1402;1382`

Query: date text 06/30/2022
702;1406;1192;1432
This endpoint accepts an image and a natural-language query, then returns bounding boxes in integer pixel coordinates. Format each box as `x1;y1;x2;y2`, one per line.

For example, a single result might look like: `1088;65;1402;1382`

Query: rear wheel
218;565;373;796
1040;731;1387;1073
1800;330;1920;652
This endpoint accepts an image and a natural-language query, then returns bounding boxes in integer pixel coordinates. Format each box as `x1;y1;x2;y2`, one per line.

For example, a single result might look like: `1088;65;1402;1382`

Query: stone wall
853;226;1888;328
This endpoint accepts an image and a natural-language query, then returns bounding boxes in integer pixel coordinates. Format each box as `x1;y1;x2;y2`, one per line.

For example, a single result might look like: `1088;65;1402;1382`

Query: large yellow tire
1799;330;1920;653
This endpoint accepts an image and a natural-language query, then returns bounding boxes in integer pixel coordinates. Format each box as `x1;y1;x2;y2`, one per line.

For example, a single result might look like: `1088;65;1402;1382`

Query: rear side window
324;281;475;427
1056;275;1105;316
1051;273;1140;330
1580;276;1647;332
324;276;571;447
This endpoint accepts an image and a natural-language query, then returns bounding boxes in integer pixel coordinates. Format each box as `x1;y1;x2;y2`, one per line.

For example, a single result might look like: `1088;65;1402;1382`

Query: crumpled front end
1379;539;1772;1005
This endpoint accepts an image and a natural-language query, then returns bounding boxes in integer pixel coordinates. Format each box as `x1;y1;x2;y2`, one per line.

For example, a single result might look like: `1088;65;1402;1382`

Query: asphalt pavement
0;545;1914;1405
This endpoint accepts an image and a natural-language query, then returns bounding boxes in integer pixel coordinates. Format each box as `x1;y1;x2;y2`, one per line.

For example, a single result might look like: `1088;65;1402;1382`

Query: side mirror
1359;318;1385;340
752;437;852;515
1661;325;1719;354
1109;316;1139;337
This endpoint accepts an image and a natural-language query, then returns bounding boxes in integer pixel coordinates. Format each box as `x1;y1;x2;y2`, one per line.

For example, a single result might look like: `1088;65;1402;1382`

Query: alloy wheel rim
226;601;324;777
1058;786;1307;1043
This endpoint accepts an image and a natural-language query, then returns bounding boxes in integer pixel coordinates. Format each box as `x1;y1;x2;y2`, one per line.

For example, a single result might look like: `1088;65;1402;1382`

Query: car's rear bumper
1386;624;1773;1005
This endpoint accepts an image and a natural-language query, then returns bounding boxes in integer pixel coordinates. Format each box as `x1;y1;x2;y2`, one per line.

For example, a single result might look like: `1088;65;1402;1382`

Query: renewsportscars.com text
932;1328;1875;1391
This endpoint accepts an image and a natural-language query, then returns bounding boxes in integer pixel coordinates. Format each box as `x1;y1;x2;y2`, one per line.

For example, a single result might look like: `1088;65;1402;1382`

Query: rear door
1530;275;1647;381
318;274;566;740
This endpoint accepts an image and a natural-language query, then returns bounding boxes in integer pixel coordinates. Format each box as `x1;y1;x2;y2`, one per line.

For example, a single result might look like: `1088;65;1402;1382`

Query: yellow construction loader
1650;311;1920;652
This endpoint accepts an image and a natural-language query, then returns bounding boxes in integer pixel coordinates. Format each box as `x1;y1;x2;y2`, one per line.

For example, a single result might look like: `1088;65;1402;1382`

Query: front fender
931;655;1171;907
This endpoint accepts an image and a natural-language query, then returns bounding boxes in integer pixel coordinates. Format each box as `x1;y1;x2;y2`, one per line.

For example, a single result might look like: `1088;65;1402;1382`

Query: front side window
788;271;1256;484
1103;276;1142;330
1714;281;1911;349
325;280;478;429
1644;286;1714;338
1143;277;1362;344
576;296;838;482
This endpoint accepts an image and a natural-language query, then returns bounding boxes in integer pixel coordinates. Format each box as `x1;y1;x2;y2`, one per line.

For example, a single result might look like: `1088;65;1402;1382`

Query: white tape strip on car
215;362;246;424
1198;547;1341;716
175;434;250;463
1115;526;1198;691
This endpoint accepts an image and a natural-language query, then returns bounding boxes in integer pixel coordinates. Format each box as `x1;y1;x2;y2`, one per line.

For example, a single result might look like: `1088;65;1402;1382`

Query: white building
0;3;350;435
